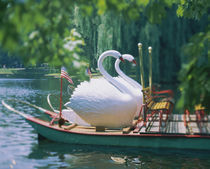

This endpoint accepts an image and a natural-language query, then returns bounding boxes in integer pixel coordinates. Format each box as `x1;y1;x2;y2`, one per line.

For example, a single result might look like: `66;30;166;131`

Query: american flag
86;67;92;78
61;66;74;84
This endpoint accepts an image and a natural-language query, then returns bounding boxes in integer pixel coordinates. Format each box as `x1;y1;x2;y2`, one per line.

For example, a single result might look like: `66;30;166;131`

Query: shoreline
0;67;59;78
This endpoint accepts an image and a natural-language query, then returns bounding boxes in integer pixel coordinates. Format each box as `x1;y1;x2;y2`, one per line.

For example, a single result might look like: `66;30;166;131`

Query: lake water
0;78;210;169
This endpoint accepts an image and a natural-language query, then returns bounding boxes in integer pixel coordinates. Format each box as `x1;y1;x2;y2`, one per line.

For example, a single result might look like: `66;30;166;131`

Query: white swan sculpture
65;50;137;128
114;54;143;117
62;53;140;126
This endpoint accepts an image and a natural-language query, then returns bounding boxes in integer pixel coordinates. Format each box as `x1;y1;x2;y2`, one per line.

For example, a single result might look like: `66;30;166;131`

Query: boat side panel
27;119;210;150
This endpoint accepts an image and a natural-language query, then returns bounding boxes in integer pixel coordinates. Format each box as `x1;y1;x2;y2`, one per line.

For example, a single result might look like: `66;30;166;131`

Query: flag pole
58;66;73;127
59;75;63;118
148;46;152;95
138;43;145;89
58;73;65;128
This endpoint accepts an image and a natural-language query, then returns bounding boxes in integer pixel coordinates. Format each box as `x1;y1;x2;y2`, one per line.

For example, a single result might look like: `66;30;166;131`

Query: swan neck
98;53;131;94
115;60;141;89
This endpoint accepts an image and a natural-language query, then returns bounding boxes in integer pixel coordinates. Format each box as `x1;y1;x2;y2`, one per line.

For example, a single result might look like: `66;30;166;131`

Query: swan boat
65;50;138;128
2;99;210;151
62;54;142;126
2;47;210;150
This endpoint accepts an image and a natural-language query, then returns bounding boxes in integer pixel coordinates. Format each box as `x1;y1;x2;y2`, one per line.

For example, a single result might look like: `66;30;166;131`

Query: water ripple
1;78;210;169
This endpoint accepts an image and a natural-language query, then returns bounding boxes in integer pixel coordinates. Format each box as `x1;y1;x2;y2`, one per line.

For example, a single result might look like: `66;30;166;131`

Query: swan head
122;54;136;64
119;56;124;62
99;50;124;62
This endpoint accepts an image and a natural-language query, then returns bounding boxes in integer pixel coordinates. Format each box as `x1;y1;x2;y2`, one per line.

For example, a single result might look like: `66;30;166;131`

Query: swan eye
119;56;125;62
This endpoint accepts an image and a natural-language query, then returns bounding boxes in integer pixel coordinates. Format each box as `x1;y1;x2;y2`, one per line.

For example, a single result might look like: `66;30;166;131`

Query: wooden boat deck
137;114;210;135
59;114;210;136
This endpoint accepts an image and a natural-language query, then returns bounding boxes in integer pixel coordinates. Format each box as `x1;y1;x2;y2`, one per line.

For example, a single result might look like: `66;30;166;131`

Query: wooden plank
72;126;123;134
166;122;187;134
149;126;159;133
198;123;209;134
170;114;210;122
123;127;132;134
189;115;197;121
95;126;105;132
147;116;159;121
139;126;146;133
133;121;144;133
162;114;170;121
148;114;172;122
203;122;210;134
145;121;160;133
188;122;200;134
160;121;167;133
189;122;210;135
63;123;77;130
150;121;159;127
145;120;155;131
171;114;184;122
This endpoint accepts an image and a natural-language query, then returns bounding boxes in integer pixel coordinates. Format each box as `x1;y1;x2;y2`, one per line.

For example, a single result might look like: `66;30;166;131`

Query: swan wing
114;76;143;117
66;78;125;114
62;109;90;126
65;78;137;128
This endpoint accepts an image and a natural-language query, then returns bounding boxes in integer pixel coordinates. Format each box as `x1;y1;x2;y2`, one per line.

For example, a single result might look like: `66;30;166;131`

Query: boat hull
26;117;210;150
3;99;209;150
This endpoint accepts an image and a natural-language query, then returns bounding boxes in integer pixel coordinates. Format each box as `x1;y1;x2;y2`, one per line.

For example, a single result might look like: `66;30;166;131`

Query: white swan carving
114;54;143;117
62;54;139;126
62;108;90;126
65;50;137;128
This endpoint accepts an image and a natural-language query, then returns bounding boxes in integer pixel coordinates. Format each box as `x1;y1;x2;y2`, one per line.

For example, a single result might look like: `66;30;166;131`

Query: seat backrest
142;87;154;109
195;104;205;111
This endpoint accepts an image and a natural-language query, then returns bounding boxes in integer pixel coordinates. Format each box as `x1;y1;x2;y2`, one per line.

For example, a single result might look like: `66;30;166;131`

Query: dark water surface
0;78;210;169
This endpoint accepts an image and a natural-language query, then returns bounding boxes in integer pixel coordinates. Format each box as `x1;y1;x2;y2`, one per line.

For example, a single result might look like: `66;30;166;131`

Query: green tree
0;0;85;76
0;0;209;111
176;0;210;111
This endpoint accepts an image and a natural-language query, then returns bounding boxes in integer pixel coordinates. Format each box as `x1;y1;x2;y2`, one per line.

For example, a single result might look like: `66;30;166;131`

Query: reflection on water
0;78;210;169
28;140;210;169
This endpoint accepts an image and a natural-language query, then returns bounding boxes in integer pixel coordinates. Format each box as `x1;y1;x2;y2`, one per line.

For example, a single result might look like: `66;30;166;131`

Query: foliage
0;0;210;110
177;24;210;111
0;0;85;75
177;0;210;19
0;0;178;68
0;0;159;76
175;0;210;111
0;0;170;76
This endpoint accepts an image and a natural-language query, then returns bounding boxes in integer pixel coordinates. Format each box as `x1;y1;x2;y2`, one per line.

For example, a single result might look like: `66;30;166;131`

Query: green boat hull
3;98;209;150
27;118;210;150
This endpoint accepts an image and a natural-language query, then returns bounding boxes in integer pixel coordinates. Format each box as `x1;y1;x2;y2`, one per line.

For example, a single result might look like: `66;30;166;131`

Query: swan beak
119;56;125;62
132;60;137;65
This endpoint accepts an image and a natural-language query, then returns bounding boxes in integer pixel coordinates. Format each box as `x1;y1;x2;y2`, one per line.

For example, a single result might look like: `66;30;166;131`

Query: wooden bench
195;104;207;123
184;104;208;133
140;87;174;132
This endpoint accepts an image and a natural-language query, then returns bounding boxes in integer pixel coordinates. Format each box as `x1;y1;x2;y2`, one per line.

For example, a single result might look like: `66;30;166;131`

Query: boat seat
195;104;206;120
184;104;207;134
150;101;171;110
140;87;173;132
195;104;205;111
